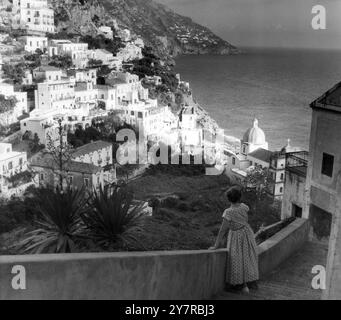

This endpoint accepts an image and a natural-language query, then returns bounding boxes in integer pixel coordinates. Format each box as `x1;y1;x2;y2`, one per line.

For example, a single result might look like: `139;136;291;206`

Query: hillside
50;0;239;59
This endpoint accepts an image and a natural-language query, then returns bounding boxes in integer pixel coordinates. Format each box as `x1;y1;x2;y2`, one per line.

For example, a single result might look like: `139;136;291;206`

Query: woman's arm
209;219;230;250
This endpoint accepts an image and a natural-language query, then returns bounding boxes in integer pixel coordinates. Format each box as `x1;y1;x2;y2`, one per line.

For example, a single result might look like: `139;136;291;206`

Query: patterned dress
223;203;259;285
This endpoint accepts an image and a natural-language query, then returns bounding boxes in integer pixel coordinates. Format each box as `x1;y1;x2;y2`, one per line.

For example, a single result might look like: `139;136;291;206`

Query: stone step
216;280;322;300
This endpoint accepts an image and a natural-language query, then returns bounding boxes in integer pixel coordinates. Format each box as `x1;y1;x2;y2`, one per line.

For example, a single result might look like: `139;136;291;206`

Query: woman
209;186;259;294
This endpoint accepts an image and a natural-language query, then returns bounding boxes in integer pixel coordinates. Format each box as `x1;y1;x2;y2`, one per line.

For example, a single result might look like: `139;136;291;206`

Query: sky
155;0;341;49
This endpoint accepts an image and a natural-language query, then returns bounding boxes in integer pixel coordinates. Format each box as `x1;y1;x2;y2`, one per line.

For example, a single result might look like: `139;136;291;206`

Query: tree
2;64;26;84
0;95;17;114
88;58;103;67
28;133;44;155
48;55;73;69
45;119;74;190
243;166;274;200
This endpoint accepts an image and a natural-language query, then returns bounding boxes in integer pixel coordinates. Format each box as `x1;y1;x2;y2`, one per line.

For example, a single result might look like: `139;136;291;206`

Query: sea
175;47;341;151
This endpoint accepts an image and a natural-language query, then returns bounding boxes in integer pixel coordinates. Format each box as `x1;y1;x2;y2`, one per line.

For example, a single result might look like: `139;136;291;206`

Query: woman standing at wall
209;186;259;294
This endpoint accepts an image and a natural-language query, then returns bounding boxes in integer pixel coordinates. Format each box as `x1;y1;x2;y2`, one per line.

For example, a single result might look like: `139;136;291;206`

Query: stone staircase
215;240;329;300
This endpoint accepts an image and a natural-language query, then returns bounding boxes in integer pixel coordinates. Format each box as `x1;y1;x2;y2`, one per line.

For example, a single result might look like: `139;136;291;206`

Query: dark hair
226;186;242;203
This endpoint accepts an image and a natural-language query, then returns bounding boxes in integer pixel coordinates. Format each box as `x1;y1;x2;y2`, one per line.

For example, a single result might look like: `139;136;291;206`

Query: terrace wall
0;219;309;300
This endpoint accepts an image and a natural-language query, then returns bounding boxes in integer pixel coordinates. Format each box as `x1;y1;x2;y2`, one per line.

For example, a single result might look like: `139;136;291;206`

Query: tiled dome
242;118;266;145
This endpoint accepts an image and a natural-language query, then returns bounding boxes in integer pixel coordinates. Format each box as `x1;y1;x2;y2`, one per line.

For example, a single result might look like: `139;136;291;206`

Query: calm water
175;47;341;150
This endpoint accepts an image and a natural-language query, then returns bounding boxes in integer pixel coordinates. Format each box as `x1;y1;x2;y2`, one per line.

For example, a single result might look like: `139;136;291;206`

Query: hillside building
12;0;55;34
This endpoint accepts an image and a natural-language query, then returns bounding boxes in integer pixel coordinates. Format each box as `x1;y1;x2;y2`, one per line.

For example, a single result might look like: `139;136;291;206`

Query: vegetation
131;47;179;92
0;122;20;138
2;63;26;85
6;171;33;189
88;58;103;68
0;95;17;114
48;55;73;69
23;50;43;69
80;34;124;56
14;188;87;254
0;190;37;235
81;186;145;251
243;166;274;200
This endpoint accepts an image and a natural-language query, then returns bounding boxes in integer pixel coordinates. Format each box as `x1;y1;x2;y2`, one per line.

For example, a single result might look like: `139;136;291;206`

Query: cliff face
50;0;239;58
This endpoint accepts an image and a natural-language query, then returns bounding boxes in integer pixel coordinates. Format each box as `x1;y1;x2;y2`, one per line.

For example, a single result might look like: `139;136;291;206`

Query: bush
14;188;87;254
81;186;146;251
177;202;189;212
162;196;179;208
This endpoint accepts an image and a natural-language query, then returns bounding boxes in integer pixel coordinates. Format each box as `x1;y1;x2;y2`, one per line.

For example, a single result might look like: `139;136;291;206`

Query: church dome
242;118;266;145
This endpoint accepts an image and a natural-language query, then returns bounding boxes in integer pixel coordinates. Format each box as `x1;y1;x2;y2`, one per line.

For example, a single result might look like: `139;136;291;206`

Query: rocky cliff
50;0;239;58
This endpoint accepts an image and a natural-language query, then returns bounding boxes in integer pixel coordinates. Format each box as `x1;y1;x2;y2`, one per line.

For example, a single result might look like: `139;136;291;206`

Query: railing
286;151;309;177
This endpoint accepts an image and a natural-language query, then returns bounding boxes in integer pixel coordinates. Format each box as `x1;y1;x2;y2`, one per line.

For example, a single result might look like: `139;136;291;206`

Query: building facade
305;83;341;299
12;0;55;34
0;143;27;178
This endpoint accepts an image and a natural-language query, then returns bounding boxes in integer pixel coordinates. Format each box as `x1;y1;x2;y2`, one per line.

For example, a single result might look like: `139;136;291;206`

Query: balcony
286;151;309;177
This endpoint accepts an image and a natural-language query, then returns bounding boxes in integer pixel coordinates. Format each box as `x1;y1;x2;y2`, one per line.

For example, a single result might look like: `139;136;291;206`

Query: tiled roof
310;81;341;112
72;141;112;158
30;152;102;174
95;49;112;55
34;65;61;72
248;148;273;163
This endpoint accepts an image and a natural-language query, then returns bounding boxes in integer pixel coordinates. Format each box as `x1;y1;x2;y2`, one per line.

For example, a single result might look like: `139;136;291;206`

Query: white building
34;78;76;112
117;43;143;62
93;49;121;68
22;35;48;53
67;68;97;86
118;29;131;42
120;100;178;143
0;82;28;125
179;105;203;154
48;40;91;69
0;143;27;178
72;140;114;169
225;118;289;199
144;75;162;86
12;0;55;34
98;26;113;40
33;65;63;82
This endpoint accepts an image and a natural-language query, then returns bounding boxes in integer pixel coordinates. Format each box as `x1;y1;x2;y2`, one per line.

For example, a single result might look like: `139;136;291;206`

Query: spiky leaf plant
15;187;87;254
81;185;146;251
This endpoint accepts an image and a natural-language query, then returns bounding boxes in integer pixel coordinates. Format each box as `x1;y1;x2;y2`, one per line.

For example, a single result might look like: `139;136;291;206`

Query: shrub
162;196;179;208
177;202;189;212
14;188;87;254
81;185;145;251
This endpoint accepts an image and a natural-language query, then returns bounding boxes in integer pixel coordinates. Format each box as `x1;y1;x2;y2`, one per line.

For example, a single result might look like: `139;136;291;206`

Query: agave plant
81;185;146;251
15;187;87;254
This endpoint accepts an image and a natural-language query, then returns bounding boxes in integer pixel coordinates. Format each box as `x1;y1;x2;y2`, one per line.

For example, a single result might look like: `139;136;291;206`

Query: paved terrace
215;240;328;300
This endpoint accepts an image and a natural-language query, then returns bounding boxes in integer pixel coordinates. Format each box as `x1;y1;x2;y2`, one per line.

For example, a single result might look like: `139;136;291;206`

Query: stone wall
0;219;310;300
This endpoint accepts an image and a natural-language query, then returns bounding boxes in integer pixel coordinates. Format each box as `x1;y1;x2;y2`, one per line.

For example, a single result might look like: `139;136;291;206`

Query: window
40;173;44;181
242;145;246;154
280;187;283;193
280;173;284;181
84;178;89;188
322;153;334;177
8;162;13;170
138;112;143;119
232;157;236;165
19;158;23;166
